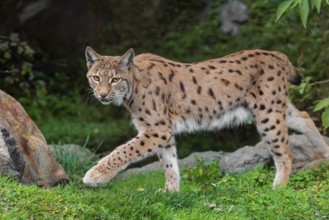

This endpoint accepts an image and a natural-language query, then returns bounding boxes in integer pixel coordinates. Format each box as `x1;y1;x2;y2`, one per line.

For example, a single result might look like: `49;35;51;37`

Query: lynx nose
99;93;108;98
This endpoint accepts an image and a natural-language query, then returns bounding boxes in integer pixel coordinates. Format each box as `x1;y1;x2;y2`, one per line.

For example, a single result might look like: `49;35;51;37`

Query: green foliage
289;76;312;101
0;33;45;97
49;137;99;180
314;97;329;129
275;0;295;22
181;159;220;183
275;0;329;130
300;0;310;28
290;78;329;130
276;0;329;28
1;162;329;219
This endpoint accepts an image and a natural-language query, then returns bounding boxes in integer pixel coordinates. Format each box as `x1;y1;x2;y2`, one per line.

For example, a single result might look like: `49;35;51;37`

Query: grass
1;161;329;219
49;137;100;180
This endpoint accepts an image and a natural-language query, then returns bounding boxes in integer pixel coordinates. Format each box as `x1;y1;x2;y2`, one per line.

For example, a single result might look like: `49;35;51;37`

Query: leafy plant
0;33;46;97
181;158;220;183
289;76;312;101
49;136;100;180
275;1;329;130
314;97;329;129
276;0;329;28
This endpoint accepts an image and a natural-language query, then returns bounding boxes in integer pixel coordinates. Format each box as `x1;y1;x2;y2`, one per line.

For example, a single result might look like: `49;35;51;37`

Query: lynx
83;47;329;191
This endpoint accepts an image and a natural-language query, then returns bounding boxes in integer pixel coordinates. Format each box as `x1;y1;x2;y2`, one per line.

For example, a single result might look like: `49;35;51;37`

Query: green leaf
300;0;309;28
4;51;11;59
17;46;23;54
298;82;307;94
275;0;294;22
292;0;302;8
314;0;322;12
310;0;316;9
314;97;329;111
9;33;19;42
327;0;329;5
321;107;329;128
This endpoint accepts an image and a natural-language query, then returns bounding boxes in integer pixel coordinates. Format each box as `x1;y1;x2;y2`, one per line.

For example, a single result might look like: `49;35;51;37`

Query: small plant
49;136;100;181
0;33;46;97
181;158;220;184
276;0;329;28
314;96;329;129
275;0;329;130
289;161;329;190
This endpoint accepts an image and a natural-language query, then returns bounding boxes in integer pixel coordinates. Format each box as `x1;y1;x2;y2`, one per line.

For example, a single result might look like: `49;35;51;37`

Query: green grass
1;162;329;219
49;138;100;180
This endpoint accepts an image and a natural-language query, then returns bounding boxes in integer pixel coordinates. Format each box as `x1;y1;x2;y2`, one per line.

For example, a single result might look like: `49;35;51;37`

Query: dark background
1;0;328;157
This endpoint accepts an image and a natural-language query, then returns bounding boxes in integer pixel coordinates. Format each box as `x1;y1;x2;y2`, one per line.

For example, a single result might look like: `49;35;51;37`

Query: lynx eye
111;77;121;83
92;75;100;82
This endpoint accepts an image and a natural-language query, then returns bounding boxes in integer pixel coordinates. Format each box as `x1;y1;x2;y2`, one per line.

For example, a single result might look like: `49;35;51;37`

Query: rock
0;90;68;187
0;126;25;178
255;134;329;163
220;0;248;36
179;151;224;167
220;134;329;173
219;146;272;173
121;134;329;177
122;151;224;176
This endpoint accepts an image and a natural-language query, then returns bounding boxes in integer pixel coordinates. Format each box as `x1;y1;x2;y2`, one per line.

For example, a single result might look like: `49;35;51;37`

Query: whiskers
84;88;97;105
83;88;127;106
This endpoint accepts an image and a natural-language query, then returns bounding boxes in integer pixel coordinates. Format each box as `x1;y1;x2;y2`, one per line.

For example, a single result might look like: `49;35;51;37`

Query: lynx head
85;47;135;106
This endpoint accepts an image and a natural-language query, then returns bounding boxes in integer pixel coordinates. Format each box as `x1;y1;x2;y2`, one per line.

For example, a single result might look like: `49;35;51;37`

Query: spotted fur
83;47;329;191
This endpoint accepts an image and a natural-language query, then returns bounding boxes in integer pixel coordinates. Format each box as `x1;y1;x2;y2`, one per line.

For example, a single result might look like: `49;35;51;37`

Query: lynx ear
85;46;101;69
119;48;135;70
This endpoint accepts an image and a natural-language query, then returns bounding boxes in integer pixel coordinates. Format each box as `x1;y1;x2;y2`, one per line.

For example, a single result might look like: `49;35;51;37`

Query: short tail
289;72;302;85
287;61;302;85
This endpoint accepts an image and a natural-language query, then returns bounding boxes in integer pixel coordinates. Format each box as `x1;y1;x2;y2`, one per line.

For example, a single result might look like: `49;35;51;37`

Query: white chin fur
112;99;123;106
101;101;112;105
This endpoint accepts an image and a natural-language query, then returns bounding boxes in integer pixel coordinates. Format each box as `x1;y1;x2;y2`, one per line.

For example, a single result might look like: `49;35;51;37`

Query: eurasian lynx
83;47;329;191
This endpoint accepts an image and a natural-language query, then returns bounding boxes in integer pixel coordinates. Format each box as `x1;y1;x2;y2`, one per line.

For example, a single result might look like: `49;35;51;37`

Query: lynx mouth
99;97;113;105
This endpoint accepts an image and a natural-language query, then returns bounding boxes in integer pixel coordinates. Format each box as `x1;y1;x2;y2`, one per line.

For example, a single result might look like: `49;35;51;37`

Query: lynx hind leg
254;108;292;187
286;101;329;158
157;138;180;192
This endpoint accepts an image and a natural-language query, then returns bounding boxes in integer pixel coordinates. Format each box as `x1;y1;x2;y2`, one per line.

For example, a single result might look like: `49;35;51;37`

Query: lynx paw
83;172;100;187
83;168;108;187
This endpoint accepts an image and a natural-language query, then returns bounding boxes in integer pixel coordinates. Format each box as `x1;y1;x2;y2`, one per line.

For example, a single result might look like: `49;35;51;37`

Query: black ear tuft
85;46;101;69
119;48;135;70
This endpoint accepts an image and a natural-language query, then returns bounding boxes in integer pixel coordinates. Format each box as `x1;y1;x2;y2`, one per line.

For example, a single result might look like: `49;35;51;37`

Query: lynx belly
173;106;251;134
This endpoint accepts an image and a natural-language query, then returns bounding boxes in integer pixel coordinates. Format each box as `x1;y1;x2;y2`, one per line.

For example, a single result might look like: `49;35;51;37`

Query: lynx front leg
83;131;172;187
157;137;180;192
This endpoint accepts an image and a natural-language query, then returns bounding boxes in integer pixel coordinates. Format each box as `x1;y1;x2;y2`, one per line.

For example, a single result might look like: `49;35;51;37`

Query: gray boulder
122;151;224;177
220;134;329;173
122;134;329;177
0;126;24;178
220;0;248;36
219;145;272;173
